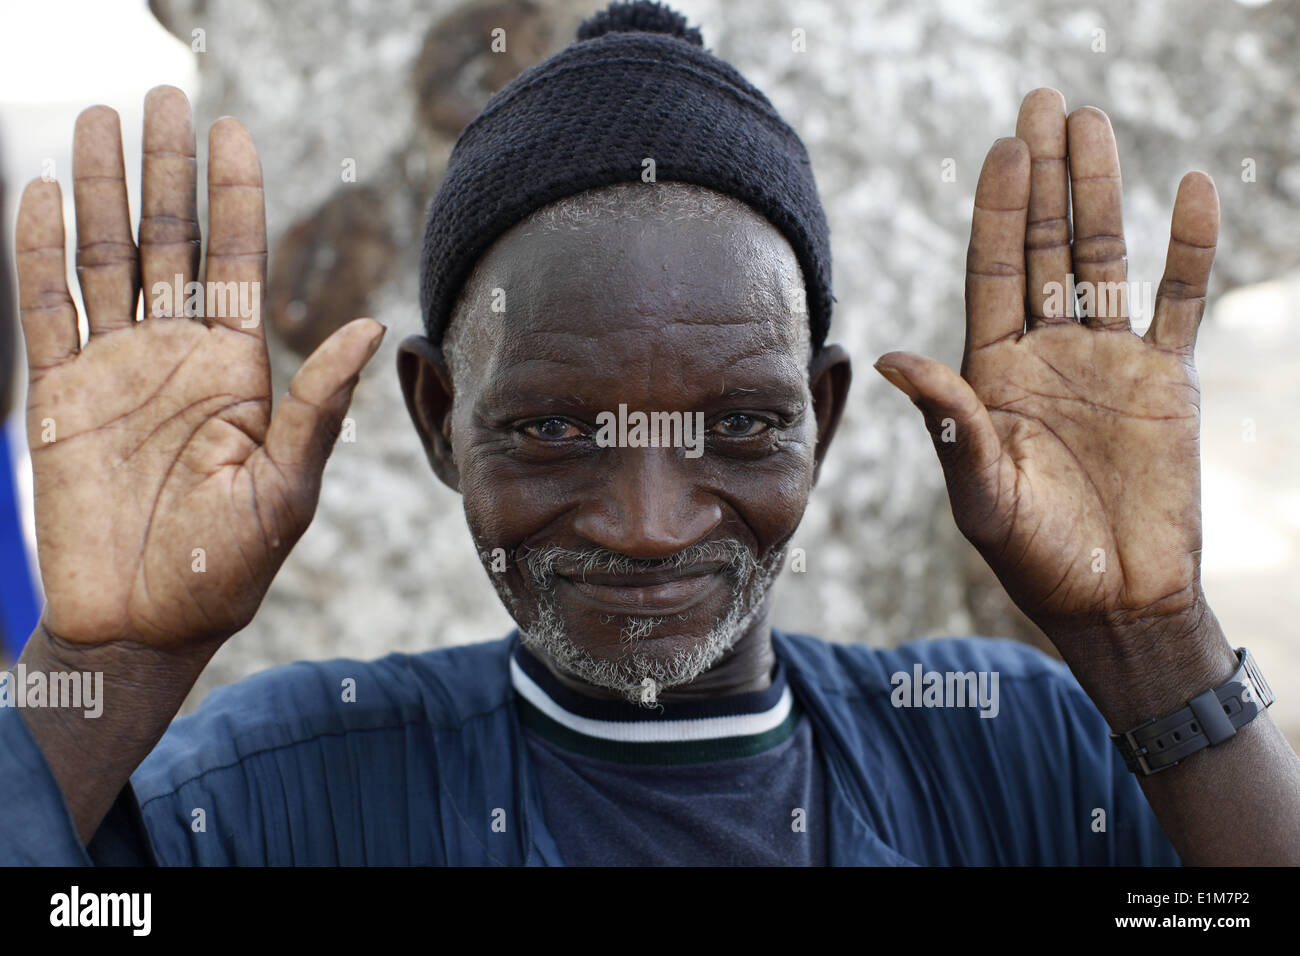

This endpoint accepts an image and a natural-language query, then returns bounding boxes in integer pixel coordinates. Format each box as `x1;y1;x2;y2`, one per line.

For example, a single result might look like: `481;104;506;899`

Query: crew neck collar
510;642;798;764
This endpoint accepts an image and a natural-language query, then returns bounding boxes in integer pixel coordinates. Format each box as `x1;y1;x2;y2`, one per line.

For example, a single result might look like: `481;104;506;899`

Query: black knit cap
419;0;834;350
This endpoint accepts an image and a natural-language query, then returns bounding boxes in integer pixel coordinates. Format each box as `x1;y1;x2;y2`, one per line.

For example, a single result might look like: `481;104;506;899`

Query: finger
73;105;139;335
1016;88;1074;326
964;137;1030;370
140;86;200;319
1144;172;1219;353
16;180;80;372
206;117;266;337
874;351;1003;508
1067;107;1129;331
263;318;386;483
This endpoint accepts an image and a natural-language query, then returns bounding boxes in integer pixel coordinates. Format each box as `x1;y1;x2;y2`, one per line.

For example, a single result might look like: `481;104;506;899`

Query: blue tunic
0;630;1181;865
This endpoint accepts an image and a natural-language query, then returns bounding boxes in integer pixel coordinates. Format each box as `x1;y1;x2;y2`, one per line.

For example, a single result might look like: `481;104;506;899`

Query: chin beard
512;538;785;708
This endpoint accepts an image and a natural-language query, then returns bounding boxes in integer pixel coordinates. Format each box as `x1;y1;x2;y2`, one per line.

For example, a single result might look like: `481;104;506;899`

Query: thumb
264;317;386;482
874;351;1002;481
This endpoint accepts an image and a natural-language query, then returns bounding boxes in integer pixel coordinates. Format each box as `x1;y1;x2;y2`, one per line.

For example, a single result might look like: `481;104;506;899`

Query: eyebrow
478;378;808;418
710;381;807;405
482;391;592;412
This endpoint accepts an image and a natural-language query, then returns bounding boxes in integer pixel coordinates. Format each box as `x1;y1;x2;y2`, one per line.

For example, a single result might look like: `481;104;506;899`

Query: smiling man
3;1;1299;867
418;181;817;708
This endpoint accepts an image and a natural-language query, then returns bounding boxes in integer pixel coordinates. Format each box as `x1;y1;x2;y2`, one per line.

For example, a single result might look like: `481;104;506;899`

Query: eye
522;418;582;441
712;414;770;437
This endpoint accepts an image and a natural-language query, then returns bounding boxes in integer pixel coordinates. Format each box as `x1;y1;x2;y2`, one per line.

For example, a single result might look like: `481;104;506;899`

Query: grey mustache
524;538;758;591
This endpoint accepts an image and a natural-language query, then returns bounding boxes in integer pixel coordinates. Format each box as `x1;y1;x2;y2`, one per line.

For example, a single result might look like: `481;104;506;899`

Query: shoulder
773;631;1175;864
774;629;1112;783
133;634;517;802
774;629;1077;704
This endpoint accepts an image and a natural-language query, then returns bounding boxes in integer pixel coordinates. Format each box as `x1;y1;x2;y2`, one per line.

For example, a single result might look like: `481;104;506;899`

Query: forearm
16;623;216;845
1057;606;1300;865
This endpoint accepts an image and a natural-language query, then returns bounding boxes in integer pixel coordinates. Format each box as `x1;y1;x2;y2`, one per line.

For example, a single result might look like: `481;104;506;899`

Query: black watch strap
1109;647;1274;776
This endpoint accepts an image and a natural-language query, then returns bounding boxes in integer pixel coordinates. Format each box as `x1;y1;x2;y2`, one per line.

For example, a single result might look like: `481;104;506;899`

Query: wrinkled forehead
448;194;812;392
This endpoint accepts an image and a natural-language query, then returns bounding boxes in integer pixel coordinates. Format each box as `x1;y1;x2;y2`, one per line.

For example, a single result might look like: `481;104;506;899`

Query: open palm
17;87;383;648
876;89;1218;646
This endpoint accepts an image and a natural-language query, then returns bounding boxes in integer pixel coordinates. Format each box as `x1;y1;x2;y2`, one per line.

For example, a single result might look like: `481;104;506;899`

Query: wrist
1044;597;1239;730
13;622;216;846
26;618;218;675
20;621;217;729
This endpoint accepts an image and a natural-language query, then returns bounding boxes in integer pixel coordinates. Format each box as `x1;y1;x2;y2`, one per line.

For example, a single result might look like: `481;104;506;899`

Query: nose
572;447;722;559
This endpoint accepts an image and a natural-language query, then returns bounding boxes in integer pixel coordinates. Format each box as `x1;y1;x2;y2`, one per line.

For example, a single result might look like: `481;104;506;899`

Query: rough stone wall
142;0;1300;713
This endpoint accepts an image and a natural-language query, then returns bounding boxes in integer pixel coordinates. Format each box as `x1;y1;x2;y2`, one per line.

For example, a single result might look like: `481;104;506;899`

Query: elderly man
2;1;1297;866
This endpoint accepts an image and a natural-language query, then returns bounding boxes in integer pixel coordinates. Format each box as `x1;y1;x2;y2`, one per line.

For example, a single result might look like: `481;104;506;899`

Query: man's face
407;198;837;703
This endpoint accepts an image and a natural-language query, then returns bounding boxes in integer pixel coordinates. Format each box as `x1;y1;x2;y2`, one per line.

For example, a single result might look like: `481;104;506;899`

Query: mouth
554;564;727;616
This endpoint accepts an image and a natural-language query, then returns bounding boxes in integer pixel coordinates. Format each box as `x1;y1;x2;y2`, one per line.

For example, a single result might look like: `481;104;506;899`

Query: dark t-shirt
513;645;827;865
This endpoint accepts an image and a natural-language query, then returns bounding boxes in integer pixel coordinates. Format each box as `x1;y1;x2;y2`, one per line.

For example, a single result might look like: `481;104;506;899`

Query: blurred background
0;0;1297;748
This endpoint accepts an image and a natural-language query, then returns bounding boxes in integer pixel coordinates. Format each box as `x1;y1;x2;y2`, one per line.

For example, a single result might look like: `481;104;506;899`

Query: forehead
453;190;811;393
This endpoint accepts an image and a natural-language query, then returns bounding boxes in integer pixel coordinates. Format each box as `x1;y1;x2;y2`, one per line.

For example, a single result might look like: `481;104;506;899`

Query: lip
556;567;726;616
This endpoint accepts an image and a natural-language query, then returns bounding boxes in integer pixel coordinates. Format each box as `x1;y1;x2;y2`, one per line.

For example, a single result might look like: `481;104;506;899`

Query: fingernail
874;363;920;402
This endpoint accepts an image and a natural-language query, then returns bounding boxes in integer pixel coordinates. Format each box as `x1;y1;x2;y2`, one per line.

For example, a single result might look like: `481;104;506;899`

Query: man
2;1;1297;865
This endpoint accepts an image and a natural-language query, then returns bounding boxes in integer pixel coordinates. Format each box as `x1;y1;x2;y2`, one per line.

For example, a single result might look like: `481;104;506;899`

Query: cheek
457;449;574;553
716;453;815;551
704;416;819;546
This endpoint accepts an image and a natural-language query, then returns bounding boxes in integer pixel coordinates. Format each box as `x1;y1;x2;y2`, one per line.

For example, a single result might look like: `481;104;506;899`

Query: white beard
513;538;784;708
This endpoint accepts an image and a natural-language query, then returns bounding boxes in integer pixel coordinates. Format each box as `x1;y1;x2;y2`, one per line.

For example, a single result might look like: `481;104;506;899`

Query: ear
808;342;852;485
397;334;461;492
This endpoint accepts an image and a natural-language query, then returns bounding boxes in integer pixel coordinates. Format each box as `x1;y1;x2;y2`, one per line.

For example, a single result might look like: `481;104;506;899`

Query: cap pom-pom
577;1;704;46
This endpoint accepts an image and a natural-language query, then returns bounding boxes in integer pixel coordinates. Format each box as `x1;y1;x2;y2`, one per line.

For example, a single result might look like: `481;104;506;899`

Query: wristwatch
1109;647;1274;776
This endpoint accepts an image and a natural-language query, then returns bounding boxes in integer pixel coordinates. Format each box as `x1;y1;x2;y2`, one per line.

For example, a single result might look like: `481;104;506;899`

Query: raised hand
16;86;384;652
874;88;1219;667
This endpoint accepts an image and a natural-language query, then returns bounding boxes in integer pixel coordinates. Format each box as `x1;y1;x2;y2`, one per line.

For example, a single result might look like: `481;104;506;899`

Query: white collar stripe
509;657;793;744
